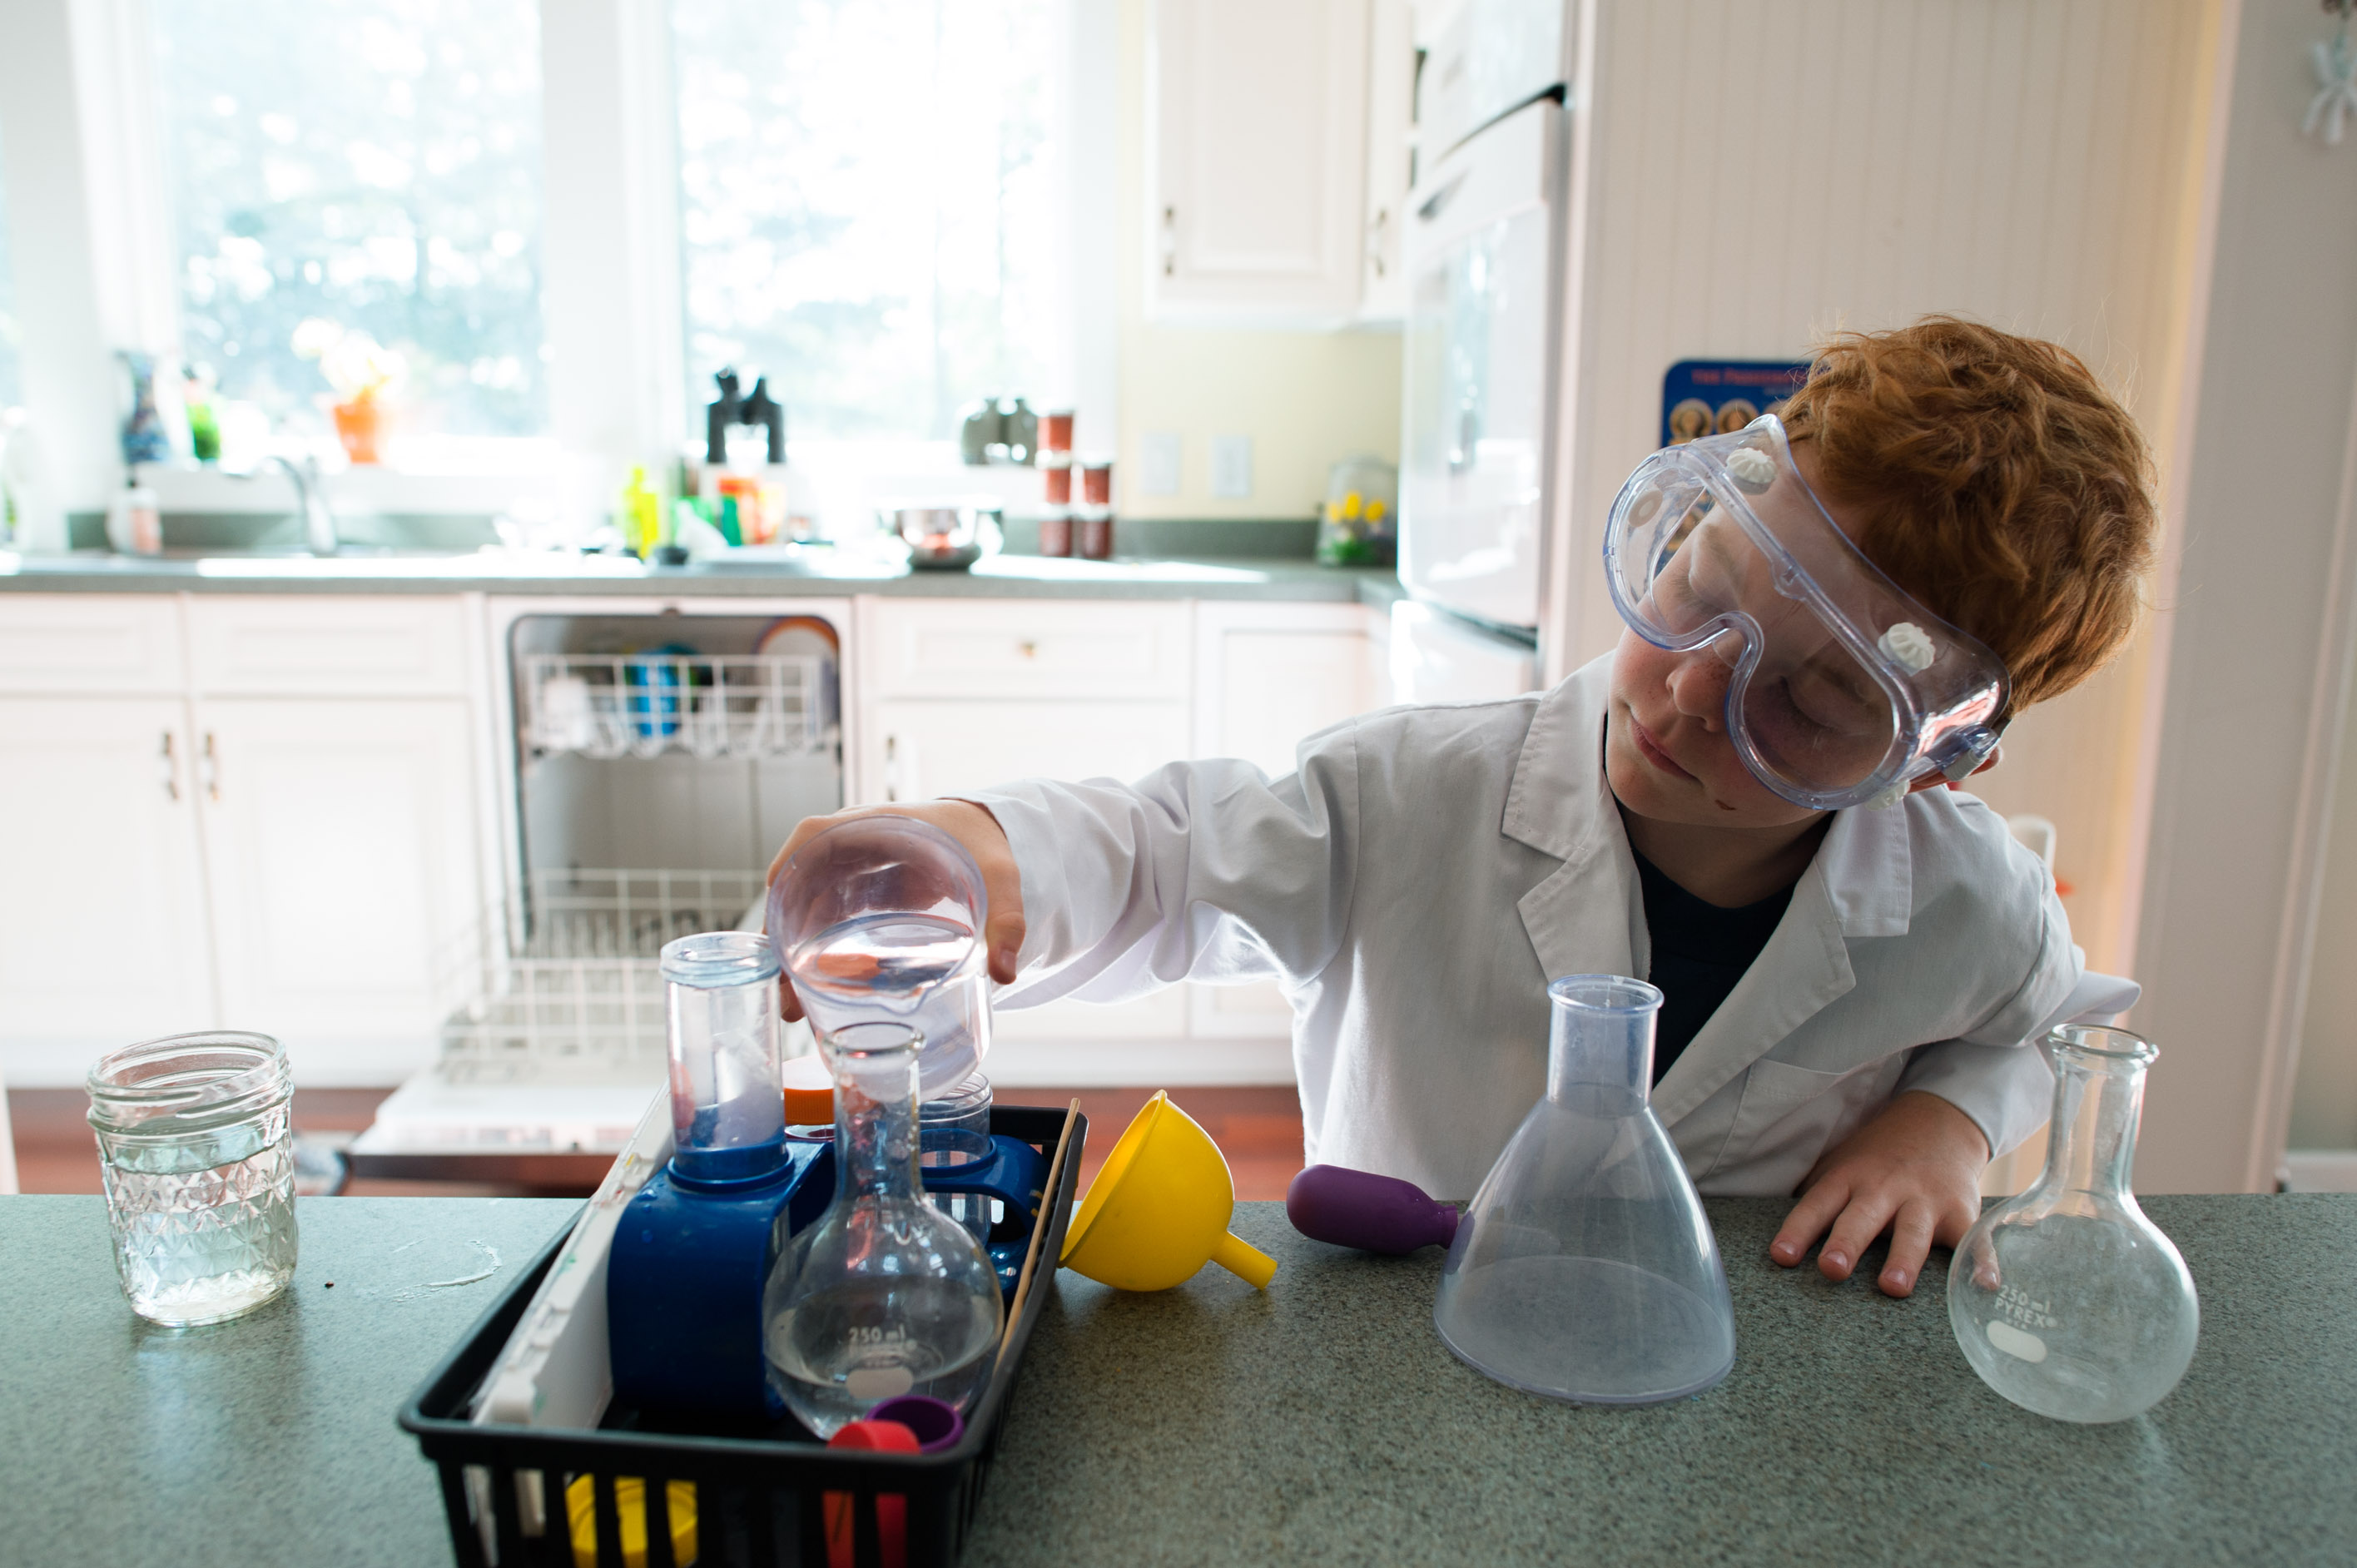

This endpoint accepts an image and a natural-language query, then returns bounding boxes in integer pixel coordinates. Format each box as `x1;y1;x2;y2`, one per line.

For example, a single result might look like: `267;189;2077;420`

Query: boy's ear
1909;742;2003;795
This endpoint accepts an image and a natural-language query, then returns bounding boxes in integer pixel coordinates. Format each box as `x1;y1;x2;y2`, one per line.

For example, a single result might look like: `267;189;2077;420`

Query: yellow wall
1112;0;1402;521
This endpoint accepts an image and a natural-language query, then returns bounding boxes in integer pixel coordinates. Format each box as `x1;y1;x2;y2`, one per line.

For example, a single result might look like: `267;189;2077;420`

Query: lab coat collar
1501;657;1918;1123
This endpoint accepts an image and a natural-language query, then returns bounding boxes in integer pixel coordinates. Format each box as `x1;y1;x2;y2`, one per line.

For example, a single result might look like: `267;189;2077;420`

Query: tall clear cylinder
660;931;785;1185
1433;975;1736;1404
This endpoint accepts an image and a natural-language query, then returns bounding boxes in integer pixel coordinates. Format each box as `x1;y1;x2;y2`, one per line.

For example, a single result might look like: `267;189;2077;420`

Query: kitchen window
148;0;552;451
670;0;1071;446
0;2;1110;512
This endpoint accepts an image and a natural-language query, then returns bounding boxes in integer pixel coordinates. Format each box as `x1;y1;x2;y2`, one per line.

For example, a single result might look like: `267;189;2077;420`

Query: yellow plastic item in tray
565;1474;697;1568
1059;1090;1277;1292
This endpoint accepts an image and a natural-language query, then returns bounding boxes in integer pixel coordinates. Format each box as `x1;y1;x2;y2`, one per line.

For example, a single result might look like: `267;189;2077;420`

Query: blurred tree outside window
150;0;549;446
671;0;1064;444
0;124;21;411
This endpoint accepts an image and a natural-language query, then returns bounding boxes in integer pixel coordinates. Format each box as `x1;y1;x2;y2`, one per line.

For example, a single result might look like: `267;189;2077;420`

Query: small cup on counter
1077;508;1115;561
1036;512;1074;558
1079;457;1114;509
1040;409;1074;453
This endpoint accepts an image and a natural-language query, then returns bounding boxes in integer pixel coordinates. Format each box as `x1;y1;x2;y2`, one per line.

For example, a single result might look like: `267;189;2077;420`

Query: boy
774;317;2156;1300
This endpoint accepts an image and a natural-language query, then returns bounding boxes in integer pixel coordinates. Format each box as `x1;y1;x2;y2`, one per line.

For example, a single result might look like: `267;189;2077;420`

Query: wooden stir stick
996;1098;1080;1369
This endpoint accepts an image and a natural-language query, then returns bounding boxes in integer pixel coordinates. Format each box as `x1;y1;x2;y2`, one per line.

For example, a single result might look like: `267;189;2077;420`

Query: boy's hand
765;799;1025;1022
1768;1090;1990;1298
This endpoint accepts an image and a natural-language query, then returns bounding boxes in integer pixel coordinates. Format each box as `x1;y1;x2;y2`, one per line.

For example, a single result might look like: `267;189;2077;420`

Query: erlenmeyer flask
1433;975;1735;1403
762;1021;1005;1438
768;815;993;1099
1948;1025;2197;1423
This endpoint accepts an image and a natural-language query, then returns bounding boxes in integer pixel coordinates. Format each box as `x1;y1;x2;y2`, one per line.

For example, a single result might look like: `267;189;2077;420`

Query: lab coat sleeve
1893;886;2082;1158
959;731;1362;1010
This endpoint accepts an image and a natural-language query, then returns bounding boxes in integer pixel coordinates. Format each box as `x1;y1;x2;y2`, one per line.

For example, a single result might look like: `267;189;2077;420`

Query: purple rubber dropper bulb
1285;1164;1460;1254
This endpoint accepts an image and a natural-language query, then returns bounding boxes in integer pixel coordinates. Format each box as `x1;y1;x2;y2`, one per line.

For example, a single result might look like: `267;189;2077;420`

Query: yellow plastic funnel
1059;1091;1277;1291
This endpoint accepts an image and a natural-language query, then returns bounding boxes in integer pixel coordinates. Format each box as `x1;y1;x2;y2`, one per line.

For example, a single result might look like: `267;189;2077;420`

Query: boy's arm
964;742;1362;1008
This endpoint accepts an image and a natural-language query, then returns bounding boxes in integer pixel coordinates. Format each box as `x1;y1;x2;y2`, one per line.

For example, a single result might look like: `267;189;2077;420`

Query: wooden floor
8;1084;1308;1202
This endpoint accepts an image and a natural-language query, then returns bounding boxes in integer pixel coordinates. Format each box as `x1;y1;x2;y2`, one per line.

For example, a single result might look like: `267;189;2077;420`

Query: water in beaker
1433;975;1735;1404
661;931;786;1185
768;816;994;1099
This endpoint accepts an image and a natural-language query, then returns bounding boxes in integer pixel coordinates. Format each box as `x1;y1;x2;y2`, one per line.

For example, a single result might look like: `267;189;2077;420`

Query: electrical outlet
1211;434;1253;499
1140;431;1182;496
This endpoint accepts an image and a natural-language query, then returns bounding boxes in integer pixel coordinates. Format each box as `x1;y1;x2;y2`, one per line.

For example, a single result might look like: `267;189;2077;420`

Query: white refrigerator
1394;0;1573;702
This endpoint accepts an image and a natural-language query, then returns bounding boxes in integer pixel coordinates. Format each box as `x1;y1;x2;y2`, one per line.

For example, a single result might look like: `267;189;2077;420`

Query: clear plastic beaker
1948;1024;2198;1422
87;1031;300;1327
762;1022;1005;1437
767;815;994;1100
1433;976;1736;1404
660;931;786;1185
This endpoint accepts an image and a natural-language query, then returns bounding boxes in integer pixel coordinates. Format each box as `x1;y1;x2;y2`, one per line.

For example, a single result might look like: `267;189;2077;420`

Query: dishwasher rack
523;652;833;762
433;867;772;1086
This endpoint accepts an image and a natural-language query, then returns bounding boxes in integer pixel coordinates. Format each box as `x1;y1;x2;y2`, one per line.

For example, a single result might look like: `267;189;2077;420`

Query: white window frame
0;0;1117;519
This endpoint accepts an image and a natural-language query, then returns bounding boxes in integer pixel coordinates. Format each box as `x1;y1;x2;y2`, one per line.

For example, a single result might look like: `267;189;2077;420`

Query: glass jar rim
87;1031;291;1130
1547;975;1665;1015
661;930;781;988
825;1020;923;1059
2046;1022;2160;1065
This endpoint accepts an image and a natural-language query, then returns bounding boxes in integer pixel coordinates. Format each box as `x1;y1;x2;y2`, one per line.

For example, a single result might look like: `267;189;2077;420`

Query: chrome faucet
229;453;340;554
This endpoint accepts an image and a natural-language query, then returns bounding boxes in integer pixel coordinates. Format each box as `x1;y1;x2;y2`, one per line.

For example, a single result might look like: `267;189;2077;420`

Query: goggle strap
1936;725;2002;784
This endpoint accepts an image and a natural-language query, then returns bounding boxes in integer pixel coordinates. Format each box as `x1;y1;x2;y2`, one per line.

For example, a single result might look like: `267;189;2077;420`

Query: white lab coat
969;654;2087;1201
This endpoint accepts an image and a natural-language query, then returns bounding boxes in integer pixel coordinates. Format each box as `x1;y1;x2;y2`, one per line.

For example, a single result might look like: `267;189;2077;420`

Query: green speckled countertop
3;1194;2351;1566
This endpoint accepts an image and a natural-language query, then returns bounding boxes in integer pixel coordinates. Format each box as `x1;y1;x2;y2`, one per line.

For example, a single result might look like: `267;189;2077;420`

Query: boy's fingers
1770;1178;1851;1267
1818;1188;1901;1283
780;973;806;1024
1878;1201;1939;1298
983;910;1026;985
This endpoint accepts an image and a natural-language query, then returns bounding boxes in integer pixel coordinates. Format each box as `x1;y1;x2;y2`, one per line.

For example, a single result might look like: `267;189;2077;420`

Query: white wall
1546;0;2220;976
2130;0;2357;1193
1112;0;1402;521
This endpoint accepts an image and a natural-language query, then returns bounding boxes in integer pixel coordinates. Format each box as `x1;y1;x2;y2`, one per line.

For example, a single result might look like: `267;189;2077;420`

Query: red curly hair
1775;316;2157;717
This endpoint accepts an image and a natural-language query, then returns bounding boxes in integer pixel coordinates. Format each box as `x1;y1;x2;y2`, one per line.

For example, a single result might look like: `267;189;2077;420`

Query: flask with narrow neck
1948;1025;2197;1422
1433;975;1735;1404
762;1022;1005;1438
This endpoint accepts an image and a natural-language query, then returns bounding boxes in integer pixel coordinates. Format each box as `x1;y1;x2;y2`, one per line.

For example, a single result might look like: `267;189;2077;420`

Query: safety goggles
1602;414;2007;811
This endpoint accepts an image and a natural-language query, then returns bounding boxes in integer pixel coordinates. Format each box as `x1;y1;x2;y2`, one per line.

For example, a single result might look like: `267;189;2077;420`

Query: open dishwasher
350;597;848;1185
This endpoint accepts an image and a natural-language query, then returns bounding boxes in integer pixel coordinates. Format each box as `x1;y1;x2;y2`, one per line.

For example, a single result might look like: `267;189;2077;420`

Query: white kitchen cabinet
193;697;480;1084
0;592;487;1087
1146;0;1370;324
871;697;1190;803
1358;0;1416;322
0;697;216;1070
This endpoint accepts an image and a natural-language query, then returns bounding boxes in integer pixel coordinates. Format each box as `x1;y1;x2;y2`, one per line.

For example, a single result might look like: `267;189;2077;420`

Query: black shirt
1632;847;1795;1085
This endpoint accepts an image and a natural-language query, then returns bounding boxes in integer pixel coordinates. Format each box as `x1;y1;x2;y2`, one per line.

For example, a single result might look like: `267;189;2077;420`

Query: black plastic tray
399;1105;1086;1568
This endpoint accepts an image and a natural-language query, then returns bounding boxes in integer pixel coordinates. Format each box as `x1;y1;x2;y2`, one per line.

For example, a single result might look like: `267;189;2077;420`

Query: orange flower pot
332;395;385;464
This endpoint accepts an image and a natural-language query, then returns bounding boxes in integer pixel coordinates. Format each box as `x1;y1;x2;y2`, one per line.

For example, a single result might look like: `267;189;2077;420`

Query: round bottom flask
1434;977;1735;1404
1948;1025;2197;1423
763;1022;1005;1438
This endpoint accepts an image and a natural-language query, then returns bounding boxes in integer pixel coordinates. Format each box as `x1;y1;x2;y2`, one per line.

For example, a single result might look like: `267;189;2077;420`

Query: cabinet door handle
159;732;181;801
1367;208;1390;277
201;732;221;802
1160;205;1178;277
883;735;900;802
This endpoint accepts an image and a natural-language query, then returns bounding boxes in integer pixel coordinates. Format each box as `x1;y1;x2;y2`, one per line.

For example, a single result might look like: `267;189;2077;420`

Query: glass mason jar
87;1031;300;1327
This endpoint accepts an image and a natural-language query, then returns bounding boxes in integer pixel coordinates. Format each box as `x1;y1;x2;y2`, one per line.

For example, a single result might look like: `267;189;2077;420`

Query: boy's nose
1666;648;1733;730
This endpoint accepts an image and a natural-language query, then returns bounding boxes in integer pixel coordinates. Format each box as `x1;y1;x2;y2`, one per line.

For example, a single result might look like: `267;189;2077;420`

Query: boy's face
1605;631;1827;829
1605;438;1863;831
